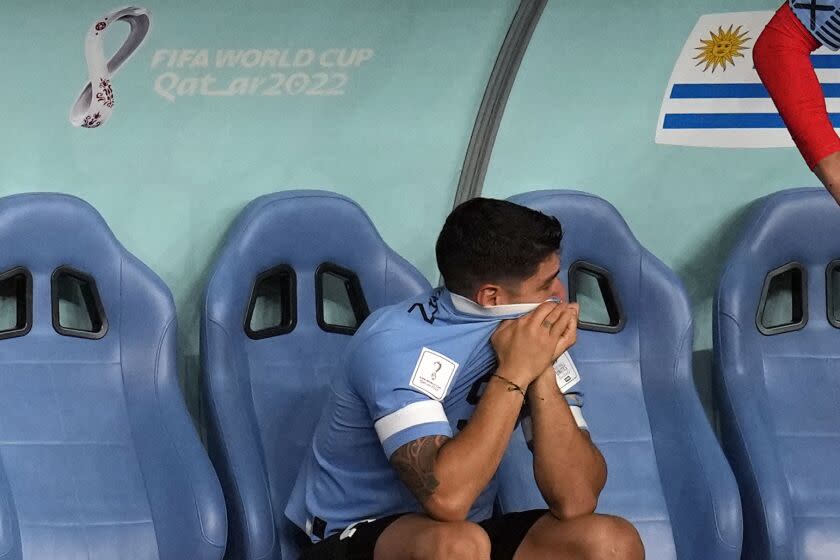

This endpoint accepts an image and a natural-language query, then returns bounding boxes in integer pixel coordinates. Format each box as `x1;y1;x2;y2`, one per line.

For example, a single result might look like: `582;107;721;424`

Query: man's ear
474;284;502;307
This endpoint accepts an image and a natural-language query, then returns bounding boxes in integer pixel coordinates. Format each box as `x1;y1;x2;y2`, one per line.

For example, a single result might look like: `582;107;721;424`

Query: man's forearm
528;370;607;519
424;368;527;520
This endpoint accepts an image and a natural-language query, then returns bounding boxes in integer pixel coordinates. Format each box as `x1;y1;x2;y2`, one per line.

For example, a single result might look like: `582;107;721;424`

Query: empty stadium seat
714;187;840;560
495;190;742;560
0;193;226;560
201;190;431;559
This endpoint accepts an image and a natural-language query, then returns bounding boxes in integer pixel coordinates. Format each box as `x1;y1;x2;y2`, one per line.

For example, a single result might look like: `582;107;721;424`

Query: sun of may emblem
694;24;751;72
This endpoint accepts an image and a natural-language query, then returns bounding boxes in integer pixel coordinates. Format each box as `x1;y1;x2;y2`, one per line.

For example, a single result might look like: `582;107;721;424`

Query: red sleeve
754;3;840;169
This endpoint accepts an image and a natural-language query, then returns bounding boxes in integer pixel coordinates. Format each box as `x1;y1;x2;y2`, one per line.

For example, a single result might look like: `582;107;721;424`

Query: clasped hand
490;302;579;388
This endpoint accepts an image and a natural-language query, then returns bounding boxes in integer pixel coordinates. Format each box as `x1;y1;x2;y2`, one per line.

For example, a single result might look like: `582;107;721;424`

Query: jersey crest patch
554;351;581;393
409;347;458;401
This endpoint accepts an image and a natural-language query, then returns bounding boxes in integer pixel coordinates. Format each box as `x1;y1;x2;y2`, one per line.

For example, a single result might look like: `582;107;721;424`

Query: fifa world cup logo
70;7;151;128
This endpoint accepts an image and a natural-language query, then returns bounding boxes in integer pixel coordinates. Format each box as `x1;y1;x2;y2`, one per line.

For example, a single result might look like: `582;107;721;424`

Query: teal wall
0;0;823;422
0;0;517;418
484;0;819;415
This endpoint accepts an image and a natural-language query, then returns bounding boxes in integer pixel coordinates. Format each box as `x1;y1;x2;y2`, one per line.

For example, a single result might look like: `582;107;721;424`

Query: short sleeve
351;334;455;457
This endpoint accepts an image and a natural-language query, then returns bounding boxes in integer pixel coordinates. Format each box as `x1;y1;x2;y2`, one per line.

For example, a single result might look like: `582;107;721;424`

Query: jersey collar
447;290;542;318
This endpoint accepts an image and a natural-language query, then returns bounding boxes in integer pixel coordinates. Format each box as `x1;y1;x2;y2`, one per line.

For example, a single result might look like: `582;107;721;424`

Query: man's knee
422;521;491;560
585;515;644;560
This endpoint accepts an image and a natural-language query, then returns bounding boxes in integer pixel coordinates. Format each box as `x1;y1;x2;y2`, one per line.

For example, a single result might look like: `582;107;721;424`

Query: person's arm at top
754;2;840;203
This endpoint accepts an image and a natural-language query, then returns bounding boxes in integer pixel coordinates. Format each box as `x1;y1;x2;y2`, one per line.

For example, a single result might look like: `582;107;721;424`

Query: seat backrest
202;190;430;560
715;187;840;560
0;193;226;560
497;190;741;560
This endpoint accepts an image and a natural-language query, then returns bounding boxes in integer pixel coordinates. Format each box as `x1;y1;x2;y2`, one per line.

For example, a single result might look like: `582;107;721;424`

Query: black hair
435;198;563;297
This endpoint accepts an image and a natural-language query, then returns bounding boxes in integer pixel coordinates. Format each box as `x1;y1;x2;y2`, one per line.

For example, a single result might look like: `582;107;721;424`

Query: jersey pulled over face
284;288;539;541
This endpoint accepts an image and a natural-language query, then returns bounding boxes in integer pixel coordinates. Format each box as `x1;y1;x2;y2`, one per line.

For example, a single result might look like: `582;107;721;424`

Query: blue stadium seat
201;190;430;559
714;187;840;560
0;193;226;560
496;190;742;560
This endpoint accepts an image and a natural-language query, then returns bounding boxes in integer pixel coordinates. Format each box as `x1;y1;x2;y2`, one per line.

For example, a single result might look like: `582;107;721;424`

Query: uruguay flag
656;10;840;148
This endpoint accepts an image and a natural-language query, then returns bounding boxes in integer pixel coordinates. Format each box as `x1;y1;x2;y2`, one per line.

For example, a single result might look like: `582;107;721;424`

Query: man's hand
552;303;579;359
528;304;579;390
490;302;574;388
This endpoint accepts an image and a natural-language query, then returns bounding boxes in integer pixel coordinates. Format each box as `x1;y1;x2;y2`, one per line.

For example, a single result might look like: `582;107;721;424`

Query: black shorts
298;509;546;560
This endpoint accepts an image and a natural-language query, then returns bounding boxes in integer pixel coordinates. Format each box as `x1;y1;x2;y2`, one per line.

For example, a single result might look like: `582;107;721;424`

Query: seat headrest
0;193;122;276
205;190;429;328
508;190;693;338
724;188;840;270
718;188;840;325
0;192;173;358
508;190;643;272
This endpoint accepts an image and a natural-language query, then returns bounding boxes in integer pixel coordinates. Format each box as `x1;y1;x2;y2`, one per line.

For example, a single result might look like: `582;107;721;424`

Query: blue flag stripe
663;113;840;129
811;54;840;68
670;83;840;98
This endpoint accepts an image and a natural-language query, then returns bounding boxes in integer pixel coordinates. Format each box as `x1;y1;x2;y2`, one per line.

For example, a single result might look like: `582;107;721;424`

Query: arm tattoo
390;435;449;503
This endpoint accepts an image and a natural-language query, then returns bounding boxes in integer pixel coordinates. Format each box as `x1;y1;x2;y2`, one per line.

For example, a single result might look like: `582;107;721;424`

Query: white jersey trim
571;405;588;431
449;292;543;317
374;400;449;443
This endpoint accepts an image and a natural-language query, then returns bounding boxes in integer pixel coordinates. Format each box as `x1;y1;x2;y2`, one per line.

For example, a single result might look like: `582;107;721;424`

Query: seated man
285;198;644;560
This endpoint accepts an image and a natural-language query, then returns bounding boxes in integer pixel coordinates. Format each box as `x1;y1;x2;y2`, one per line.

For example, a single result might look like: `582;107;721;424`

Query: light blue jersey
789;0;840;49
285;288;538;541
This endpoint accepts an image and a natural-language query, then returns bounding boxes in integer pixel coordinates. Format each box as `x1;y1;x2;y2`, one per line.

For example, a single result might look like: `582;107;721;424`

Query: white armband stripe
374;400;448;443
571;405;588;431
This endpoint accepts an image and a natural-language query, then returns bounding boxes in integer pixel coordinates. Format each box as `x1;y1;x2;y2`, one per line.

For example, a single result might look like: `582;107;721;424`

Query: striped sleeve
756;3;840;168
789;0;840;49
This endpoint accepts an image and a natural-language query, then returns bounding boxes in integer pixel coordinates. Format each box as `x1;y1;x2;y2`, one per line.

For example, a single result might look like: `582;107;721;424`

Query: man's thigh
299;510;551;560
375;511;545;560
373;513;491;560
